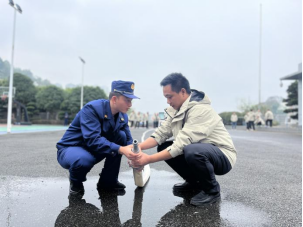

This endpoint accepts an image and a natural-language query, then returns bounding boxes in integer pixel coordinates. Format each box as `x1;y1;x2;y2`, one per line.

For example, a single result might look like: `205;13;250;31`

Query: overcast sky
0;0;301;114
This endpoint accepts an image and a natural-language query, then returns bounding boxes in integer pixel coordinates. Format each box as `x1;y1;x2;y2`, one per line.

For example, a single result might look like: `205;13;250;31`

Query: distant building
280;63;302;126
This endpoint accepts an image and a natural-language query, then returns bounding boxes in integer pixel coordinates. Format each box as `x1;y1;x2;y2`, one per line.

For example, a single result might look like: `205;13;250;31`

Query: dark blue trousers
57;131;127;184
158;141;232;194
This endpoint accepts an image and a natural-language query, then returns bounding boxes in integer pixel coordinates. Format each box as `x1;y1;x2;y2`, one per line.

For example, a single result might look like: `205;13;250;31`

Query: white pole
258;4;262;108
80;63;84;109
7;9;17;133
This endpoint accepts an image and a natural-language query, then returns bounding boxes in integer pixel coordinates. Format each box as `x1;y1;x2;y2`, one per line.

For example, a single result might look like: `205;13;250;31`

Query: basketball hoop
1;95;7;101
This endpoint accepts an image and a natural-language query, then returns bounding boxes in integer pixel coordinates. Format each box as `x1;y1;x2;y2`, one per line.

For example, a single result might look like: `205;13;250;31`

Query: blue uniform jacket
56;99;133;156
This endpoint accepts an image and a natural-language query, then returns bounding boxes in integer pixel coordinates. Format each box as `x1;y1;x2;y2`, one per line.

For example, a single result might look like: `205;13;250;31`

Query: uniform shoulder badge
104;114;108;118
121;117;124;121
131;84;134;90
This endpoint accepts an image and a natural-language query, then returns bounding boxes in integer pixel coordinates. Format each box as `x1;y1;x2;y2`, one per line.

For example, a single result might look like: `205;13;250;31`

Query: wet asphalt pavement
0;127;301;226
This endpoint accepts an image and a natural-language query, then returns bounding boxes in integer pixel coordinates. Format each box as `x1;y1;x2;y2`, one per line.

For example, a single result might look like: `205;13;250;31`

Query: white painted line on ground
141;128;155;142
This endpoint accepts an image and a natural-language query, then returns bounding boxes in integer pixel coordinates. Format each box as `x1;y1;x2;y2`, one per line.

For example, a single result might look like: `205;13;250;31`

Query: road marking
141;128;155;142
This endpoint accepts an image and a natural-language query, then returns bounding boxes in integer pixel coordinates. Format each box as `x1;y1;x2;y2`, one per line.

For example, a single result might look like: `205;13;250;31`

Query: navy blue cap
111;80;140;99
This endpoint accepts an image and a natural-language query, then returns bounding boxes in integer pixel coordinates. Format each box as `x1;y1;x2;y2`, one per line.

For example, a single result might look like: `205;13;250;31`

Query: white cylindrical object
258;3;262;107
133;165;150;187
7;9;17;133
131;139;150;187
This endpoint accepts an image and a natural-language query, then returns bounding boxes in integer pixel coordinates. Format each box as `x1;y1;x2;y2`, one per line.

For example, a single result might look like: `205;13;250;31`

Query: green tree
283;81;298;120
36;85;64;117
26;102;39;118
3;73;36;105
0;58;10;80
60;86;108;119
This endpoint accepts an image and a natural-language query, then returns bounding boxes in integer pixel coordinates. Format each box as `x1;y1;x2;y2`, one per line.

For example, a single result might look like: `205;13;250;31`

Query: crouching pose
132;73;237;205
56;80;141;197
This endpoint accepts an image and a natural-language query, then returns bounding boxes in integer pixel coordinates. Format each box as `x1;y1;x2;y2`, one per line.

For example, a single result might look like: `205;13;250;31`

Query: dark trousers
64;118;69;126
158;141;231;194
135;121;140;128
130;121;134;127
57;131;127;184
266;119;272;127
248;121;255;130
153;121;159;128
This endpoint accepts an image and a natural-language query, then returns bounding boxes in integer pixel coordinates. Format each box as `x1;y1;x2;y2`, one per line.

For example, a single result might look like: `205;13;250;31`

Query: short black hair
109;91;123;100
160;73;191;94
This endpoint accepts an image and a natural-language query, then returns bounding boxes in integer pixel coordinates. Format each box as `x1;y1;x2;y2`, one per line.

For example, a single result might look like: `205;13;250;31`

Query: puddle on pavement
0;170;271;226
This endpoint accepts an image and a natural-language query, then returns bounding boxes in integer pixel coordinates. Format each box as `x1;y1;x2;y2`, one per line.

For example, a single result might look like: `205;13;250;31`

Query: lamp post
258;4;262;108
79;57;85;109
7;0;22;133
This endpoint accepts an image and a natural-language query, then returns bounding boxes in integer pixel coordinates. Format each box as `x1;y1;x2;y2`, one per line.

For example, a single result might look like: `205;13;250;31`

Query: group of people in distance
230;109;274;130
127;111;161;129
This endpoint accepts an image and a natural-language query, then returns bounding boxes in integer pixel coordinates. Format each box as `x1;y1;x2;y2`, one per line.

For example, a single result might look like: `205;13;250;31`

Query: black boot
190;190;220;206
173;181;201;192
97;178;126;191
69;180;84;197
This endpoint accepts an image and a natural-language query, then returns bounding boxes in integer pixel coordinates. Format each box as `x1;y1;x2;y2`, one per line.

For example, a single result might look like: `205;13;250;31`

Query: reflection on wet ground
0;169;271;226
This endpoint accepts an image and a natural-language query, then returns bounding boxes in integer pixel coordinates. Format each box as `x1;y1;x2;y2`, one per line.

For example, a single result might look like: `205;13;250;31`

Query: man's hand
132;152;151;167
119;146;141;160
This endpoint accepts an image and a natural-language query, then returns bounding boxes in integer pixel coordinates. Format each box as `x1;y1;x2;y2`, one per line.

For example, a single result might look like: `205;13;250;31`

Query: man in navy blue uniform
56;80;140;197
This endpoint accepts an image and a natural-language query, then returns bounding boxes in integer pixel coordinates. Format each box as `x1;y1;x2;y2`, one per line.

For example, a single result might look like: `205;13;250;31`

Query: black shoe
69;180;84;197
98;188;126;197
173;181;200;192
97;180;126;191
190;190;220;206
173;189;198;201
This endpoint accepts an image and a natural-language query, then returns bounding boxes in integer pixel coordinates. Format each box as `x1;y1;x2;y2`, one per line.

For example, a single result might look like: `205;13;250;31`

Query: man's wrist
118;146;123;155
147;154;153;164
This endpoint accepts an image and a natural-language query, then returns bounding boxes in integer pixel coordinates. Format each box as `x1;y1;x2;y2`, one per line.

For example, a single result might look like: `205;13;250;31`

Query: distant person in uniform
256;109;262;119
247;109;255;131
139;112;144;127
153;113;159;128
135;112;141;128
64;112;69;126
265;109;274;127
244;113;250;130
128;110;136;128
145;112;149;129
132;73;237;205
142;112;146;128
230;112;238;129
56;80;141;197
255;115;265;126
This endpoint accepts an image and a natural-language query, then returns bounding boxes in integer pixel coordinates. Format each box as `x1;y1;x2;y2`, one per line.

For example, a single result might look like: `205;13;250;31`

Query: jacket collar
165;93;192;120
164;90;206;121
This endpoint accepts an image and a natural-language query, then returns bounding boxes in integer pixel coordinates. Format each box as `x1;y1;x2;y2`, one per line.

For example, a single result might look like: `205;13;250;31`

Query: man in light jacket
265;109;274;127
230;112;238;129
244;113;250;130
132;73;237;206
247;109;255;131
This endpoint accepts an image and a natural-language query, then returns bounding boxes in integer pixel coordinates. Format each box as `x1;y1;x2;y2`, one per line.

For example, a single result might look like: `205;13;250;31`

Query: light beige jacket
151;90;237;167
230;114;238;122
265;111;274;120
247;111;255;121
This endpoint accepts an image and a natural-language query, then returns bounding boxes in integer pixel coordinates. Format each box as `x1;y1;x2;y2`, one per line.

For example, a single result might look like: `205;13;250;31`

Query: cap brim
123;94;140;99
